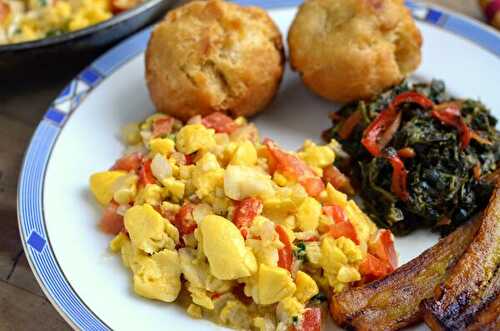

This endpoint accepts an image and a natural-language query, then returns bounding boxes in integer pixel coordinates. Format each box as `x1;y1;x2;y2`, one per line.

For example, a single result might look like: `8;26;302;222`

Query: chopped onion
151;153;172;181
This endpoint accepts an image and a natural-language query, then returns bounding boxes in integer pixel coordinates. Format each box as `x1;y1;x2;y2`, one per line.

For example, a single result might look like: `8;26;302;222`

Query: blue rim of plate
17;1;500;330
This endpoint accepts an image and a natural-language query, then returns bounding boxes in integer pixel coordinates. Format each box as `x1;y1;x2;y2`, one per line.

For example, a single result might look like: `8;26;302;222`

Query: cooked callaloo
324;80;500;234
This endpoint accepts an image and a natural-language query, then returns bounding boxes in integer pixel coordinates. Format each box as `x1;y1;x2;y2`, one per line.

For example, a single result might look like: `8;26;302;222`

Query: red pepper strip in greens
362;92;434;157
431;103;472;150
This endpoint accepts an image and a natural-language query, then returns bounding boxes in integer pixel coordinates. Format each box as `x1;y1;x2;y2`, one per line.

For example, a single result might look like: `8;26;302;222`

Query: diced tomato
431;103;471;150
138;159;156;187
210;292;221;300
99;202;124;235
323;165;354;195
202;112;238;133
328;221;359;245
384;152;409;201
338;110;362;140
264;139;324;196
111;153;143;172
303;236;319;242
264;139;315;179
323;204;348;224
300;177;325;197
275;224;293;272
0;1;10;24
110;0;140;14
184;153;196;165
362;92;434;157
233;198;262;238
359;253;392;280
291;308;322;331
263;146;278;174
152;116;174;137
174;203;197;235
370;229;398;270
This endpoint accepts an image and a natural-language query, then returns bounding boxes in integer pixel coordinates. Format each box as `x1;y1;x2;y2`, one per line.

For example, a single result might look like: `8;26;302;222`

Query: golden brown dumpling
288;0;422;103
146;0;285;120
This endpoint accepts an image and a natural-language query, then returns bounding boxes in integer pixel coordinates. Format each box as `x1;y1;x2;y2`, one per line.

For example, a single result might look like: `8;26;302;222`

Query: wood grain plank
0;115;33;212
7;253;45;298
0;280;69;331
0;210;22;282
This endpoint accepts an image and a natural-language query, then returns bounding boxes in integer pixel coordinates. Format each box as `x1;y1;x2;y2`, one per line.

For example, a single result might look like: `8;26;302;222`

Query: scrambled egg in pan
0;0;143;44
89;112;398;330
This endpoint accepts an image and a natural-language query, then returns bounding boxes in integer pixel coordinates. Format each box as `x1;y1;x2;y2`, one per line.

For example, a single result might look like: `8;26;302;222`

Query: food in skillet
0;0;144;44
324;80;500;234
288;0;422;103
89;112;399;330
146;0;285;121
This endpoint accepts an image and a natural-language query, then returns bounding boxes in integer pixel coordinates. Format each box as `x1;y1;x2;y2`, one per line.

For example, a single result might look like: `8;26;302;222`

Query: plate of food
18;0;500;330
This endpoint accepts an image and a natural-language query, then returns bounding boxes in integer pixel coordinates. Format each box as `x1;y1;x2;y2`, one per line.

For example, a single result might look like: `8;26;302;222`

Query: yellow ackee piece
188;285;214;310
263;197;296;220
150;138;175;156
335;237;363;263
124;204;179;254
121;123;142;145
109;232;128;253
344;200;376;244
89;170;127;205
200;215;257;280
296;197;322;231
113;174;138;205
68;0;112;32
277;297;304;320
324;183;348;207
220;300;252;329
295;271;319;303
257;264;296;305
46;1;71;27
272;172;288;186
187;304;203;319
192;153;224;199
135;184;163;206
224;165;275;201
305;242;321;266
161;178;185;200
320;236;347;274
299;141;335;168
176;124;215;154
131;249;182;303
337;265;361;283
230;141;257;166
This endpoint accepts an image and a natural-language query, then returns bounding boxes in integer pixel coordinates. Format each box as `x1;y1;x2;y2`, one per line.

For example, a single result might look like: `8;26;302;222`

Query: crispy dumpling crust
288;0;422;103
146;0;285;120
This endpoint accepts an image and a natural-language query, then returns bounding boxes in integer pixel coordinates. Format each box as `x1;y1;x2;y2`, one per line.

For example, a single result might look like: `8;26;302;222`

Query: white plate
18;1;500;330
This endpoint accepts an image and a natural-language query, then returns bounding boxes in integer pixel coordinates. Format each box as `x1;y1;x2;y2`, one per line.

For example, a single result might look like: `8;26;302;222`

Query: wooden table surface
0;1;486;330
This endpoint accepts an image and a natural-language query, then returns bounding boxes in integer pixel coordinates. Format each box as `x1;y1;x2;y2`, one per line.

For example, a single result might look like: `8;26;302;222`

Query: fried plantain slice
466;293;500;331
329;217;482;331
421;184;500;331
